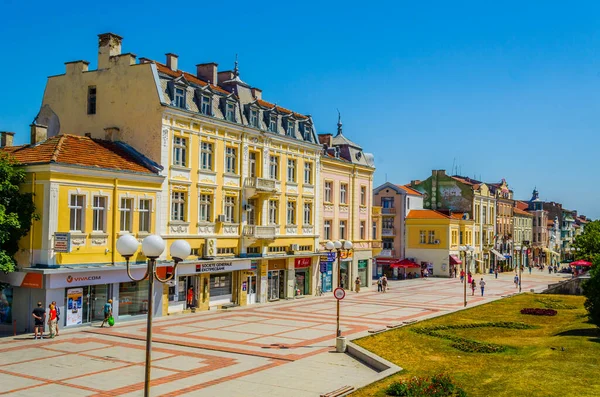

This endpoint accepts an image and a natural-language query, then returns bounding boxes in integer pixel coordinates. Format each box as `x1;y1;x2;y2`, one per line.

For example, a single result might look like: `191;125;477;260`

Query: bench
320;385;355;397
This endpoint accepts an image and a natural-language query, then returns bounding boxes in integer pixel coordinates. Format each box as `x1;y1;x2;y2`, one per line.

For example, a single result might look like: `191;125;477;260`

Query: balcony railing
244;177;279;194
382;228;395;236
382;207;396;215
243;225;277;239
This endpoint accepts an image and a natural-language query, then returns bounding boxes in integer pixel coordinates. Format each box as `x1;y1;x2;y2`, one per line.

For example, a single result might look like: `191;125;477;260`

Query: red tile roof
515;201;529;211
450;213;466;220
255;99;308;119
1;135;156;174
406;210;450;220
513;207;533;216
396;185;423;196
154;62;231;95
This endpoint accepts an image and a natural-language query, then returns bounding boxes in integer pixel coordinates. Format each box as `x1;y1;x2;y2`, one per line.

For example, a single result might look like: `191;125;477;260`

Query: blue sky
1;0;598;219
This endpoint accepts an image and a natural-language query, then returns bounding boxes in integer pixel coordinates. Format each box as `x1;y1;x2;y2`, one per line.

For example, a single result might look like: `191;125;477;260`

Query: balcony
379;249;396;257
243;225;277;240
382;207;396;215
382;228;395;236
244;177;280;196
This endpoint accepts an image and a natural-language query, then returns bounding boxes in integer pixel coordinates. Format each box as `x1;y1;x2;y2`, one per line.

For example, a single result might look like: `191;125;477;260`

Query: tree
0;152;37;274
575;220;600;327
573;220;600;263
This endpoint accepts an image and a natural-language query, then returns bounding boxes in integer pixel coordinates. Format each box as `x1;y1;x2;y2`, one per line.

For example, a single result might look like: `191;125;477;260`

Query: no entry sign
334;287;345;300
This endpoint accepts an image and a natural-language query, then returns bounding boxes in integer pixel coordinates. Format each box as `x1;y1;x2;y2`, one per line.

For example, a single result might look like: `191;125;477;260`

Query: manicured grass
352;294;600;397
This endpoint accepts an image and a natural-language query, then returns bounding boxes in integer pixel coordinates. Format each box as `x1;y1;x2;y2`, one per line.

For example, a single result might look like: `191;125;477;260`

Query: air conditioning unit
204;238;217;257
217;214;226;222
290;244;300;251
434;240;440;244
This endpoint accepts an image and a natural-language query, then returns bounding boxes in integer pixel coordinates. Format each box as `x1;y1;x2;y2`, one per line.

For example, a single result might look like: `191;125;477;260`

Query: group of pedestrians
31;301;60;339
459;270;486;296
376;275;389;292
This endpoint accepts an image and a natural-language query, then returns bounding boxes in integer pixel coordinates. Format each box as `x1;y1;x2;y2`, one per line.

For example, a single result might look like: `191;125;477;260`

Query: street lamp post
520;240;530;293
459;245;474;307
116;234;191;397
325;240;353;340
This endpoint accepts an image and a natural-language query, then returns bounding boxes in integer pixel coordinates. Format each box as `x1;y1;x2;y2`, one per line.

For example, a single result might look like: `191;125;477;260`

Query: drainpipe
350;165;356;289
112;178;119;265
29;173;36;266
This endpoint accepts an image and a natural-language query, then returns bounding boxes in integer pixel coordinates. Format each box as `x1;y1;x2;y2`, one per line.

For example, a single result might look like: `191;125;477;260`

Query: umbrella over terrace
570;260;593;267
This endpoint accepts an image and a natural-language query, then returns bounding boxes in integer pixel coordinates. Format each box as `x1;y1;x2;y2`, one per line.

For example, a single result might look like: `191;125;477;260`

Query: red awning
449;255;462;265
570;260;593;267
390;259;420;268
375;258;400;265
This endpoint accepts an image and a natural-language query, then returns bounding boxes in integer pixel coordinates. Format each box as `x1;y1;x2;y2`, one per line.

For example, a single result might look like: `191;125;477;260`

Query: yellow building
0;131;164;331
35;33;322;311
405;210;474;277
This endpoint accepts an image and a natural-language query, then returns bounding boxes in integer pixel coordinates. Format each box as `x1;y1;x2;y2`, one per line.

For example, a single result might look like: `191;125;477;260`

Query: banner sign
54;233;71;253
66;287;83;326
294;257;311;268
321;252;336;261
193;261;251;274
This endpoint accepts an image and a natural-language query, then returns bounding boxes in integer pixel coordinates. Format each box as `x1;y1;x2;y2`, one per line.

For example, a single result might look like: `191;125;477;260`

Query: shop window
118;280;149;316
69;194;85;232
210;273;232;299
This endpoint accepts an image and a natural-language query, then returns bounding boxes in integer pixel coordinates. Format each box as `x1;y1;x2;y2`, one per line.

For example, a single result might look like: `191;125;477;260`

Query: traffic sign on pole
334;287;345;300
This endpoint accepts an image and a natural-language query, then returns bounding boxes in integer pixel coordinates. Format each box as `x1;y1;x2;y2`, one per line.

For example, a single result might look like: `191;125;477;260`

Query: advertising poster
66;287;83;326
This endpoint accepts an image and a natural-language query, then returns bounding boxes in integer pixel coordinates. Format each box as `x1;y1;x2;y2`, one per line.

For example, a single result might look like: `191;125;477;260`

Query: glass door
268;271;279;301
247;275;257;304
91;285;109;322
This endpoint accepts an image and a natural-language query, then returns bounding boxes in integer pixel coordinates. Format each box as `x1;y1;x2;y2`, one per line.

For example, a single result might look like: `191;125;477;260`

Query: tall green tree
0;152;37;274
575;220;600;327
573;220;600;263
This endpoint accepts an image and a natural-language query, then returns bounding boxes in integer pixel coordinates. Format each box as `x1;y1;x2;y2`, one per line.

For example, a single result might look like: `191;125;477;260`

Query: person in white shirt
479;278;486;296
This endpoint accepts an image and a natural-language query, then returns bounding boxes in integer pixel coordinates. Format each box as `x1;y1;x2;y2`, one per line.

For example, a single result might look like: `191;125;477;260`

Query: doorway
247;275;257;305
82;284;110;323
268;270;285;301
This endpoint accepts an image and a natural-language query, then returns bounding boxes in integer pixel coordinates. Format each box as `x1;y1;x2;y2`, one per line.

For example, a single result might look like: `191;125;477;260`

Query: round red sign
334;287;345;300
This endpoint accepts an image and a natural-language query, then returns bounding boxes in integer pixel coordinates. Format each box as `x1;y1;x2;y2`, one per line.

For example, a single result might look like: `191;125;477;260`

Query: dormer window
226;102;235;122
269;115;278;132
174;87;186;108
200;95;211;115
302;123;312;141
249;109;258;128
286;120;295;137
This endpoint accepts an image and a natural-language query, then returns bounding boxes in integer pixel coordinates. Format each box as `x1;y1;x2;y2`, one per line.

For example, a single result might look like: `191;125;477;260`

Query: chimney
166;53;178;71
251;87;262;100
104;127;122;141
1;131;15;147
30;124;48;145
139;57;152;64
217;71;234;84
65;60;90;74
196;63;218;84
318;133;332;147
98;33;123;70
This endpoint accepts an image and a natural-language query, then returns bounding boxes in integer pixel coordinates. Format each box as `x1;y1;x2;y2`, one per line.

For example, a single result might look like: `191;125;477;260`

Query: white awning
490;249;506;260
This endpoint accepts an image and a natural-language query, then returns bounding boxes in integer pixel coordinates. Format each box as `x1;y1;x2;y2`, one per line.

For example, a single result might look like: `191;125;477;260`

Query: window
174;87;185;108
225;147;236;174
139;199;151;233
200;95;211;115
382;197;394;208
171;191;186;222
324;220;331;240
92;196;106;232
287;159;296;182
224;196;235;223
451;230;458;245
247;246;260;254
269;200;278;225
324;181;332;202
428;230;435;244
420;230;426;244
269;155;279;179
249;109;258;127
304;162;312;184
286;120;295;136
269;116;278;132
200;142;213;170
247;199;256;225
360;186;366;206
383;238;394;249
87;86;96;115
360;221;365;240
302;123;312;141
268;246;287;253
459;231;464;244
372;221;377;239
287;201;296;225
303;203;312;225
249;152;257;178
340;183;347;204
383;218;394;229
217;247;236;255
226;102;235;122
173;137;187;167
69;195;85;232
482;206;487;224
120;198;133;232
339;220;346;240
199;194;212;222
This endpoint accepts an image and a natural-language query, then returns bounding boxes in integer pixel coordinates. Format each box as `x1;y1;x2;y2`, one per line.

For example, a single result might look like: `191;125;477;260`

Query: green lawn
352;294;600;397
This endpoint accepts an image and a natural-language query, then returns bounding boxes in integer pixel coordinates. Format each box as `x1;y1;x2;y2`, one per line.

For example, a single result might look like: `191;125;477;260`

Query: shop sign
358;260;368;269
294;257;311;268
321;252;336;262
47;266;148;289
319;261;328;273
194;261;251;274
0;272;43;288
54;232;71;253
251;260;258;270
66;288;83;326
242;281;247;291
340;251;353;260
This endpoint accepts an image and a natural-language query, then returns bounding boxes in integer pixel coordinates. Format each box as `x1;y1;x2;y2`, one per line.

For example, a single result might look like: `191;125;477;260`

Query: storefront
267;259;286;301
340;260;350;289
374;258;399;279
357;260;368;287
294;257;311;296
319;252;335;293
246;261;258;305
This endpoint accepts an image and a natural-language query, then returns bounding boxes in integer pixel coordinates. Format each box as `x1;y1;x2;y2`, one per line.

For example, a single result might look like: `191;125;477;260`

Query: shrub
520;308;557;316
385;374;467;396
535;298;576;310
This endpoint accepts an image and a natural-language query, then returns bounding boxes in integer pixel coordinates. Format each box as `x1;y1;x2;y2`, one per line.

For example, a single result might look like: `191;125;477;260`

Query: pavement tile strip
0;274;560;396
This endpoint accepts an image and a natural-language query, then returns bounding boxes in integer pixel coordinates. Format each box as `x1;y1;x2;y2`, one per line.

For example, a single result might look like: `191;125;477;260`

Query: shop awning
570;260;592;267
449;255;462;265
490;249;506;260
375;258;400;265
390;259;420;268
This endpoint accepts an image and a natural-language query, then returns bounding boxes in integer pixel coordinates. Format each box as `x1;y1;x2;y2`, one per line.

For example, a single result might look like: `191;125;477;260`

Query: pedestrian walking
377;277;383;292
47;303;57;338
471;279;476;296
187;287;194;309
480;278;486;296
494;267;498;279
514;274;519;288
528;266;532;275
382;275;388;293
51;301;60;336
355;277;361;293
460;270;465;283
32;302;45;340
100;299;113;328
467;272;473;285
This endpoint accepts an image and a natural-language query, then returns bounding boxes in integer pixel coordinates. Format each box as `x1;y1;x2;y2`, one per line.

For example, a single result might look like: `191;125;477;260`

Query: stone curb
344;341;403;393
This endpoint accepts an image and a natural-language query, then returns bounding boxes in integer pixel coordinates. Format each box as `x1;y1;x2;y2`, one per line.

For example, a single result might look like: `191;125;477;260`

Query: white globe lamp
141;235;166;259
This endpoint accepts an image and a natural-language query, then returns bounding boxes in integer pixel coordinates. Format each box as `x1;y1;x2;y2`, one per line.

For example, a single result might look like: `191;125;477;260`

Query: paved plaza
0;272;567;396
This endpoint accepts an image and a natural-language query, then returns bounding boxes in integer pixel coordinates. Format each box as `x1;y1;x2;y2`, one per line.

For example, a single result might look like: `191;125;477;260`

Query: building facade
33;32;324;313
318;117;377;291
512;206;533;269
372;182;423;278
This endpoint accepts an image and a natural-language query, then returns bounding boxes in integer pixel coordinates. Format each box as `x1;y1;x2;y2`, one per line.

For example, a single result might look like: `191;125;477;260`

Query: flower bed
386;374;467;396
520;308;557;316
535;298;576;310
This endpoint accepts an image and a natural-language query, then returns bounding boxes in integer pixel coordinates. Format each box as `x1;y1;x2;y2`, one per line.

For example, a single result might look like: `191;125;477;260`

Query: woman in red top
186;287;194;309
48;304;58;338
460;270;465;283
